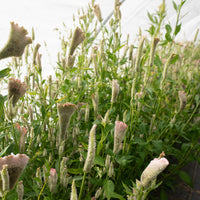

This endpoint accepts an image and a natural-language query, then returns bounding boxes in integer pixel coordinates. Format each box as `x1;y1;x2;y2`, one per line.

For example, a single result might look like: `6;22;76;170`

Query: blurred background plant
0;0;200;199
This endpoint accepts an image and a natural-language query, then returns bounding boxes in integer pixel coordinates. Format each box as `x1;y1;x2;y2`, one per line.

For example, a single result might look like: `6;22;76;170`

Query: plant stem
38;180;47;200
79;172;86;200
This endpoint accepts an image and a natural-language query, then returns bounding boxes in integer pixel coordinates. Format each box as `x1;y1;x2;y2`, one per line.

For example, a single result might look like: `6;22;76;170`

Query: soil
167;161;200;200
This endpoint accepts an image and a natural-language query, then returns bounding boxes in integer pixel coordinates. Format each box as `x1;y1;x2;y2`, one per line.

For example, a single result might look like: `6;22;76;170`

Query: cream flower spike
0;22;32;60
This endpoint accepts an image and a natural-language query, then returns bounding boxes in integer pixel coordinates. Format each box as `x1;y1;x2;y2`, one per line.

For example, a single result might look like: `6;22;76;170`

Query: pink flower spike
113;121;128;154
48;168;58;194
0;154;29;190
50;168;57;176
140;157;169;189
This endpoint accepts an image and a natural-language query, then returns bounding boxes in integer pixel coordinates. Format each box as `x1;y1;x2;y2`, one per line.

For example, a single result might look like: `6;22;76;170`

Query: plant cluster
0;0;200;199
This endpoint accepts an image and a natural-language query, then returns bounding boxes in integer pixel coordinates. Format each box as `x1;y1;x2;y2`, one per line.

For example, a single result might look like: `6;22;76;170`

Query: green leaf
148;25;156;36
112;192;126;200
41;105;46;119
172;1;178;11
0;143;12;157
122;182;132;194
0;68;11;79
181;0;186;7
94;155;105;167
195;94;200;104
181;143;190;153
115;155;134;167
178;170;193;187
170;54;179;64
154;54;163;67
67;168;83;174
103;180;126;200
165;33;172;42
0;94;6;122
104;180;114;200
165;24;172;33
147;12;156;24
174;24;182;36
160;189;168;200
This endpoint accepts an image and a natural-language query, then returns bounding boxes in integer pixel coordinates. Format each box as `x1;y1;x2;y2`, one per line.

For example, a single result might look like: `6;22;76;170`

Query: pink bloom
113;121;128;154
48;168;58;193
14;123;28;153
140;157;169;189
0;154;29;190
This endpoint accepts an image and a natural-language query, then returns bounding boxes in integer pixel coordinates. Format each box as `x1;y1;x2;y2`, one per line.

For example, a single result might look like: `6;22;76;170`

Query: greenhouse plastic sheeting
0;0;200;77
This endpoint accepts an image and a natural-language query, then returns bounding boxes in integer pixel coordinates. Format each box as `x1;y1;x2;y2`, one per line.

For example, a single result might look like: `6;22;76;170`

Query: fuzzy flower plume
93;4;103;22
83;124;97;173
17;181;24;200
0;154;29;190
57;102;77;143
0;22;32;60
1;165;9;193
178;90;187;111
14;123;28;153
111;79;119;104
113;121;128;154
70;179;78;200
69;27;85;56
48;168;58;194
8;78;28;107
140;154;169;189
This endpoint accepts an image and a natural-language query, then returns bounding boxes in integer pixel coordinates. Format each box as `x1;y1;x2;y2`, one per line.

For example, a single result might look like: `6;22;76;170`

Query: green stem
79;172;86;200
38;179;47;200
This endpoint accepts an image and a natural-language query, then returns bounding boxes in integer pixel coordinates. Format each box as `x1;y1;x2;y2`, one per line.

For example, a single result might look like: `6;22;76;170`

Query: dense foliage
0;0;200;199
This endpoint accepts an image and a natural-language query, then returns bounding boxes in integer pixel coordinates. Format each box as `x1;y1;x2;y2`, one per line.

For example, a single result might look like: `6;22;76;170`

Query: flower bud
70;179;78;200
59;141;65;156
105;155;111;170
85;104;90;122
108;162;114;178
14;124;27;153
28;105;33;123
111;79;119;104
17;181;24;200
48;168;58;194
36;167;42;187
113;121;128;154
83;124;97;173
93;4;103;22
149;37;160;67
1;165;9;193
95;187;102;198
43;165;48;183
33;43;41;65
178;91;187;111
92;92;99;118
101;110;110;127
69;27;85;56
